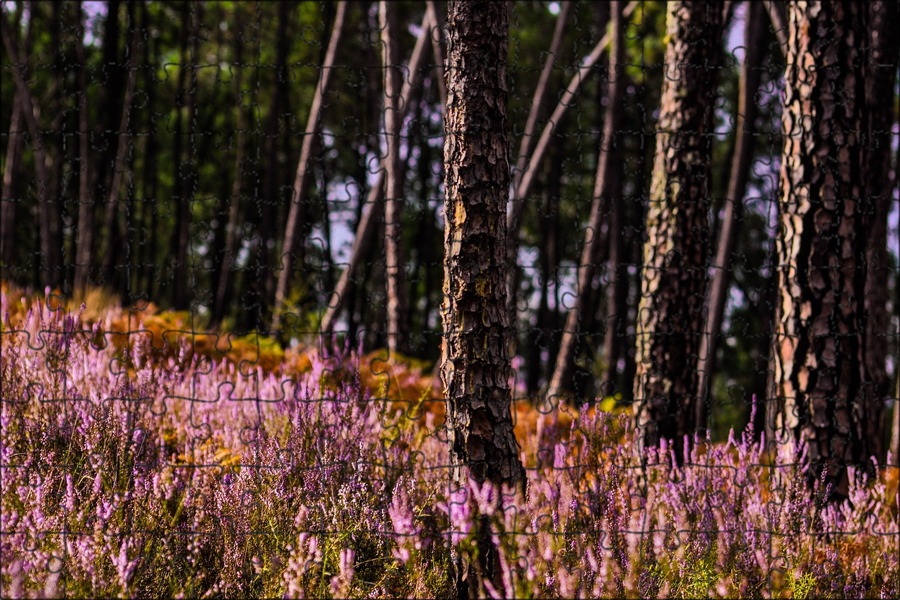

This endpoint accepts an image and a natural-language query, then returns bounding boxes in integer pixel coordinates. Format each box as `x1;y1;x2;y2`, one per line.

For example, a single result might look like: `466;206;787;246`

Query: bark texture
633;2;724;461
774;1;875;499
442;1;525;595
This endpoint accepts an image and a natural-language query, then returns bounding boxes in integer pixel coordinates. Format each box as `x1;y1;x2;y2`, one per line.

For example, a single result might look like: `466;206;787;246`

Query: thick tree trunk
633;2;723;463
696;1;767;429
547;2;625;404
863;0;898;465
320;10;436;338
381;1;409;355
774;1;873;500
270;2;347;334
443;2;525;597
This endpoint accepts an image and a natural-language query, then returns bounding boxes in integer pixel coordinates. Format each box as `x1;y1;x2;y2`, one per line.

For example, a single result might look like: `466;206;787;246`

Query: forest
1;1;899;598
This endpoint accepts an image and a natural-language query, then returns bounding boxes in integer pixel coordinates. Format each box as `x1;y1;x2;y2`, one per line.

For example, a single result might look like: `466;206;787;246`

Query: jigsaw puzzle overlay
1;1;898;598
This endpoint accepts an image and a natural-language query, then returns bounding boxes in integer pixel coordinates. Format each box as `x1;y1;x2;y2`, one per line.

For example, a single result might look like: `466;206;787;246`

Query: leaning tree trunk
319;10;437;338
270;2;347;335
696;1;767;428
863;0;898;465
547;1;625;404
442;2;525;596
633;1;724;463
774;1;875;501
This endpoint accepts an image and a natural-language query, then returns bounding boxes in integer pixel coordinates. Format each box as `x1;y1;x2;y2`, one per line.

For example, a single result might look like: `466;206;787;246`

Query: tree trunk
443;2;526;596
547;2;625;404
320;10;437;338
696;1;767;429
601;154;627;399
863;0;898;465
774;1;873;501
1;1;24;272
270;2;347;334
100;5;138;286
212;13;248;328
0;10;59;287
633;2;723;463
380;1;409;355
506;1;637;322
171;2;197;309
139;0;159;300
73;0;93;292
424;1;447;108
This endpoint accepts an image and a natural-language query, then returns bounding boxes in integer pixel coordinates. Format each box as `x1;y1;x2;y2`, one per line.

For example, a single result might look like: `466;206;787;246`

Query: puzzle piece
2;1;898;598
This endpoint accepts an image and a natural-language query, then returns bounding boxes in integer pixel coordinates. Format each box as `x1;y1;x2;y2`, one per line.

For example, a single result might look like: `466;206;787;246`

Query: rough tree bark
381;0;409;355
863;0;898;465
319;10;437;338
774;1;875;500
270;2;346;334
633;2;724;462
696;1;767;429
547;1;625;404
442;2;525;596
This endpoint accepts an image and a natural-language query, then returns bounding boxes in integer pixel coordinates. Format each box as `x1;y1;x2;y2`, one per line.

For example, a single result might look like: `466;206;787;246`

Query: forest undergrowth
2;284;898;598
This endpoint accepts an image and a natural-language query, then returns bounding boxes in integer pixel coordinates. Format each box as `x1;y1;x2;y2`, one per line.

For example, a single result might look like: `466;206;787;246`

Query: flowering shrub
1;289;897;598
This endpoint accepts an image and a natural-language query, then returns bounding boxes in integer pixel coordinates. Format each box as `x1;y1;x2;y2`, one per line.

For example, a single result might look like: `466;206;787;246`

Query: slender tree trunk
763;1;789;49
1;1;24;272
633;2;723;463
547;2;625;403
863;0;898;465
424;1;447;108
139;0;159;300
320;10;436;337
601;155;627;399
506;2;635;322
270;2;347;334
171;2;195;309
1;11;59;287
443;3;525;596
696;1;767;429
100;7;138;286
774;1;873;500
380;1;409;355
213;15;248;327
73;0;93;292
